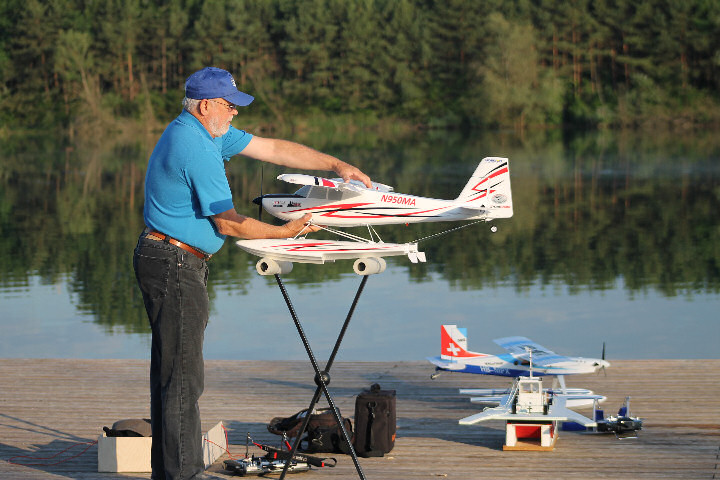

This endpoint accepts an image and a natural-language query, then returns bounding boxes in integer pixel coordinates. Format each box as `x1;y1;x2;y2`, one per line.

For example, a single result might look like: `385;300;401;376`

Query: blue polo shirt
143;110;253;254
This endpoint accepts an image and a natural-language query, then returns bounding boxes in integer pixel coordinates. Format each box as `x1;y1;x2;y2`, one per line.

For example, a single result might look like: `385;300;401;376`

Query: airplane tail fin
440;324;473;359
456;157;513;219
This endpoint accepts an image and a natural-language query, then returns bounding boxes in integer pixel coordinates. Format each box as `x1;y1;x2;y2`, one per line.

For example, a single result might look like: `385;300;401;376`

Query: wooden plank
0;359;718;479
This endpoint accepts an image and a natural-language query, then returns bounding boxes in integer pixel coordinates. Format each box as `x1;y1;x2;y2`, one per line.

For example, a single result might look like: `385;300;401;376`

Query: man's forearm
241;136;341;170
240;136;372;188
212;209;292;239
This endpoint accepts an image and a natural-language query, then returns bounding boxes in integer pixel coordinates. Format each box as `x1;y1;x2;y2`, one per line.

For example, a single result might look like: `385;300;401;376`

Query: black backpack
268;407;352;454
353;383;396;457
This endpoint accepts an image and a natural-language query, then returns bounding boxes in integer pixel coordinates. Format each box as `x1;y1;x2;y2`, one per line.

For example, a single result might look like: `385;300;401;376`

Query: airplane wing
546;396;596;427
459;396;597;426
459;387;516;405
561;394;607;409
460;388;605;408
459;388;515;396
459;406;511;425
458;395;515;425
493;336;567;367
277;174;394;193
236;238;426;264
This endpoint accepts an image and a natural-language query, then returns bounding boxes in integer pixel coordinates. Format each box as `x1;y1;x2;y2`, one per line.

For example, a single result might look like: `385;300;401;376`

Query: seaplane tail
441;324;473;359
456;157;513;219
428;325;488;375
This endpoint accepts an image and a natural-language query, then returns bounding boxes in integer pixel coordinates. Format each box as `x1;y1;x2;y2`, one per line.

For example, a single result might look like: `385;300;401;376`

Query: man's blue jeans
134;234;209;480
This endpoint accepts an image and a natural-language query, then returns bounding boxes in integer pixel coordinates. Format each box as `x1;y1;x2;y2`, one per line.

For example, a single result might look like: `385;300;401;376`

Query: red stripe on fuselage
283;202;449;219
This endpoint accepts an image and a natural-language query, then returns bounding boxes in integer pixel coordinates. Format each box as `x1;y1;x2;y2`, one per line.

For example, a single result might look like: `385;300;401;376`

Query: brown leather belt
144;231;211;260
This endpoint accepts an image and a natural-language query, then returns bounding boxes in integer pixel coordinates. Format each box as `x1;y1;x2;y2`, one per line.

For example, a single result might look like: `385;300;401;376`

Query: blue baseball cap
185;67;254;106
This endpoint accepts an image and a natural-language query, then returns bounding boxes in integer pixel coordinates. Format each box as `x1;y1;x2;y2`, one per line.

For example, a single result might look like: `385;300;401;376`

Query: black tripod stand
273;273;369;480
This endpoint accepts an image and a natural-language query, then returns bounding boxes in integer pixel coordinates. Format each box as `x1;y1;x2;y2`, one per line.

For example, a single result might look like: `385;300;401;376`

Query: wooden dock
1;359;718;479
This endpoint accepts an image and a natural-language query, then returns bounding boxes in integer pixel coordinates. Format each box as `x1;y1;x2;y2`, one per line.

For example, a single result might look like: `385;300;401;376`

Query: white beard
208;116;230;137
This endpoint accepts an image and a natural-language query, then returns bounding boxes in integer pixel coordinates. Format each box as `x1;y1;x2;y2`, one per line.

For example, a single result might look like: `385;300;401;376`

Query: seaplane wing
458;402;514;425
235;238;425;264
547;396;596;427
493;336;567;367
458;379;597;427
277;174;394;193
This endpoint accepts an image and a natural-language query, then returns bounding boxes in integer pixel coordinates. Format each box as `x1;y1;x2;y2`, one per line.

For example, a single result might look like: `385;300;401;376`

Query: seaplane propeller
595;342;608;376
258;165;265;221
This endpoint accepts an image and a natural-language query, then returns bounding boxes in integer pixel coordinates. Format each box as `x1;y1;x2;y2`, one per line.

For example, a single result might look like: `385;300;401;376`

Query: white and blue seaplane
235;157;512;275
428;325;609;408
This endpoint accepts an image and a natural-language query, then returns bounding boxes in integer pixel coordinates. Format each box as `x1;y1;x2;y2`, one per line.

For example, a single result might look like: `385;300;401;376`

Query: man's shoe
191;473;230;480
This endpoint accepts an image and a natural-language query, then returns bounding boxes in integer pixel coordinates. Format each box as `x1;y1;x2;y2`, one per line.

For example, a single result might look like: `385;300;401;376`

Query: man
133;66;371;480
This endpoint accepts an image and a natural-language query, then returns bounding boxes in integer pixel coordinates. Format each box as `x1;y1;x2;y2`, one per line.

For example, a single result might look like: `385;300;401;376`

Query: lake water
1;128;718;361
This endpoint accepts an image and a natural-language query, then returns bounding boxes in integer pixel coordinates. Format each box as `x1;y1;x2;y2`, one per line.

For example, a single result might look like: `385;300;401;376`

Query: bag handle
364;401;377;451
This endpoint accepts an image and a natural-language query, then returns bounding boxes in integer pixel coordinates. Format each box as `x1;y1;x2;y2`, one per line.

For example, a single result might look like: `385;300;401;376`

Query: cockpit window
295;186;311;197
295;185;356;200
295;185;328;198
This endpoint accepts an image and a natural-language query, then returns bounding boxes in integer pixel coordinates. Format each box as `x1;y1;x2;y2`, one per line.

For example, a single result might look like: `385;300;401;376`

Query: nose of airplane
252;196;263;205
593;359;610;375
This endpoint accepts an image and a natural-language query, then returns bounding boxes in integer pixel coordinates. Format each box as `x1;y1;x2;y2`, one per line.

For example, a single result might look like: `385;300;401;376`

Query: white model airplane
428;325;610;394
255;157;512;227
236;157;513;274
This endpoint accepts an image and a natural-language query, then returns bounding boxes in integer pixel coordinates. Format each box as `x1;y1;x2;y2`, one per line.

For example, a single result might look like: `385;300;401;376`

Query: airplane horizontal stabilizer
427;356;465;371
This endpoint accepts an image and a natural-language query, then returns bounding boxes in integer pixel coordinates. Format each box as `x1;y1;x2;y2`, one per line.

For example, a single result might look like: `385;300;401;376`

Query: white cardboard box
98;421;227;472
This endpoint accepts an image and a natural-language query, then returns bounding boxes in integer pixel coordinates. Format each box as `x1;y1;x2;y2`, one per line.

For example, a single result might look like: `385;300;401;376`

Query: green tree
91;0;146;120
331;0;390;112
54;30;101;121
475;12;563;129
277;0;341;111
424;0;490;126
193;0;284;121
378;0;432;119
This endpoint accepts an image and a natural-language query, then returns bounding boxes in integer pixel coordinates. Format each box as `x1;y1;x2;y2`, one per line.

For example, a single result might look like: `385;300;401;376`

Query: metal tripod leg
274;274;369;480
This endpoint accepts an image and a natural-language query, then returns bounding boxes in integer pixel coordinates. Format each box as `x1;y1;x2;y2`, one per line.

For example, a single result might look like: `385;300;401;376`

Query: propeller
597;341;607;376
258;164;264;221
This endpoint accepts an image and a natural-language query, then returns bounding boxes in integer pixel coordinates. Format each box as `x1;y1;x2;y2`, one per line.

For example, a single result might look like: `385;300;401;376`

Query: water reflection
0;129;718;359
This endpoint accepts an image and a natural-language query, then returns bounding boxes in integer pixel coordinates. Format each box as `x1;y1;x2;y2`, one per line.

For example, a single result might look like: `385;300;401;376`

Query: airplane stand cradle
264;269;371;480
503;421;558;451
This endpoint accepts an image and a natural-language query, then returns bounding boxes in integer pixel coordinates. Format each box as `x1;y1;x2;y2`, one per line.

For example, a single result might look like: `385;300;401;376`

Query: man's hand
283;213;322;237
334;161;372;189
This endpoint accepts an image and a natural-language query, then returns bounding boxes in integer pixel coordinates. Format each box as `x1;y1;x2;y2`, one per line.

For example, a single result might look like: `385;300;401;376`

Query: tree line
1;0;719;132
